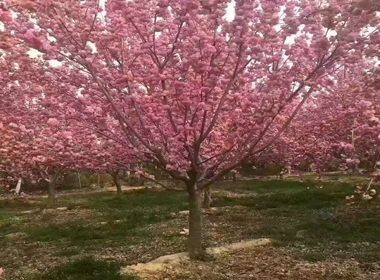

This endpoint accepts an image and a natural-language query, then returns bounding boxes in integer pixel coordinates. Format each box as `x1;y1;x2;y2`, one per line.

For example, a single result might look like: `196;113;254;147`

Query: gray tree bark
202;185;212;209
188;186;204;259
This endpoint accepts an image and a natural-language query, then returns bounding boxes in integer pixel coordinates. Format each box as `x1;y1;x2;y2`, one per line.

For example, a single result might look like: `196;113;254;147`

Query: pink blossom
47;118;60;126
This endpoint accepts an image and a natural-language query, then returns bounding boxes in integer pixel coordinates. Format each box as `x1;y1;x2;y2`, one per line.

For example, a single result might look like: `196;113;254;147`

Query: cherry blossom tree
0;47;115;206
274;65;380;180
0;105;92;206
332;71;380;174
245;64;380;180
89;137;142;194
2;0;380;258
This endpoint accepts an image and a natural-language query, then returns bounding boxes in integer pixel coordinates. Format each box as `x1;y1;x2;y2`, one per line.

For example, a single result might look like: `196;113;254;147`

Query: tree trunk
188;188;204;260
115;178;122;195
46;181;56;208
231;172;238;191
317;169;322;182
298;171;304;182
232;172;237;183
111;171;122;195
15;178;22;195
77;172;82;189
202;186;212;209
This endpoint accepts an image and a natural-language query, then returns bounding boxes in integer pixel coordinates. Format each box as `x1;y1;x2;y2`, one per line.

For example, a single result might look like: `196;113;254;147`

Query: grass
29;257;138;280
214;179;380;262
1;178;380;279
21;190;188;249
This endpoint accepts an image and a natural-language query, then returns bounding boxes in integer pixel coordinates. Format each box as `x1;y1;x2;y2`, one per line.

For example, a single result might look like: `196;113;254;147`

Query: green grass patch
85;190;187;213
24;190;188;247
25;212;169;245
234;179;318;193
30;257;139;280
215;180;380;262
56;247;84;257
215;182;354;210
0;198;37;210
